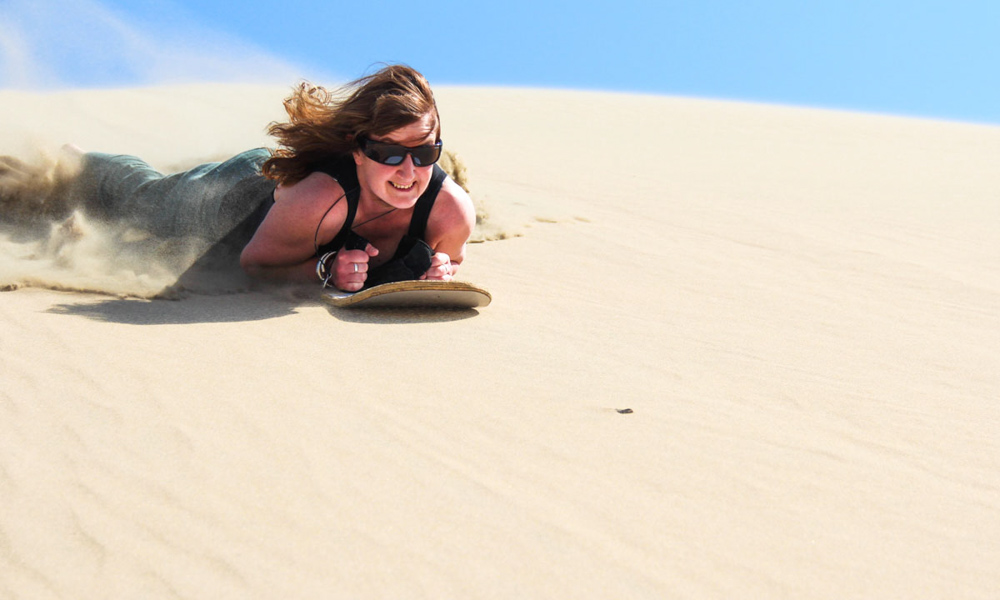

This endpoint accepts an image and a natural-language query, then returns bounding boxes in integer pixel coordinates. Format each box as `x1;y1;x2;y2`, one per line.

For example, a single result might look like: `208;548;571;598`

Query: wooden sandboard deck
321;280;491;309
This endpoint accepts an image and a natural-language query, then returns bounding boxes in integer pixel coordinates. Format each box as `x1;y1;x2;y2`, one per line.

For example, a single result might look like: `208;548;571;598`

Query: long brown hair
261;64;440;185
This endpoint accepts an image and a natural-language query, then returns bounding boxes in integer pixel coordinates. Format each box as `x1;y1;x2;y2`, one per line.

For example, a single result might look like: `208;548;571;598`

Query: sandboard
321;280;491;309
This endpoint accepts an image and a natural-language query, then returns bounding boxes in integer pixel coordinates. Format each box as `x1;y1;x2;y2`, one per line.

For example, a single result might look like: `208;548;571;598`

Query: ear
353;148;364;166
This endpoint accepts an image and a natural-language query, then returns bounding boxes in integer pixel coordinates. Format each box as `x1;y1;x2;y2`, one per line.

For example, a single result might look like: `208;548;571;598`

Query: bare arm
240;173;347;282
421;177;476;280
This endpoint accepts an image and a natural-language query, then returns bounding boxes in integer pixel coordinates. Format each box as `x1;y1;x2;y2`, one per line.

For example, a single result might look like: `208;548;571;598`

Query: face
354;113;439;210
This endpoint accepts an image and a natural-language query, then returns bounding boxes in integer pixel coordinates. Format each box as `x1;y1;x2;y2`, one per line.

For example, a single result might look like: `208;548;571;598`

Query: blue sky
3;0;1000;125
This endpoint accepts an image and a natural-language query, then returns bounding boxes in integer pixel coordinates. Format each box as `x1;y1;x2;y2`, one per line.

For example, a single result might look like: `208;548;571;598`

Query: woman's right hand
334;243;379;291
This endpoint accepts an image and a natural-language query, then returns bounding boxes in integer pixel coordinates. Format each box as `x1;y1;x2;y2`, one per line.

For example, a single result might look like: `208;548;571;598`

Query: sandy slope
1;84;998;599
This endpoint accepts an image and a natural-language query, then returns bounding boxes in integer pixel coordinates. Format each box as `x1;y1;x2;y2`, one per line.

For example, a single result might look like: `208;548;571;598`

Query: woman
69;64;475;292
244;64;475;291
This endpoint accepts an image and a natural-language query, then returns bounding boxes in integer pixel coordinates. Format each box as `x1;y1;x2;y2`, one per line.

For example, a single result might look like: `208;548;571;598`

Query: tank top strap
407;165;447;240
314;159;361;257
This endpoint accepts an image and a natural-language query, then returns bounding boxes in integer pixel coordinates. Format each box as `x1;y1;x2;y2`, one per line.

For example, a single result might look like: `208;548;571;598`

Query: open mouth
389;180;415;191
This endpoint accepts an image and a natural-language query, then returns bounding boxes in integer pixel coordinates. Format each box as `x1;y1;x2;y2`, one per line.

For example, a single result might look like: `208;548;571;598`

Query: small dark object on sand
616;408;634;414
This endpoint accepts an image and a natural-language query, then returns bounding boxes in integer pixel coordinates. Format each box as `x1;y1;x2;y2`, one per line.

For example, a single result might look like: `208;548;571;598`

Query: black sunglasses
358;137;443;167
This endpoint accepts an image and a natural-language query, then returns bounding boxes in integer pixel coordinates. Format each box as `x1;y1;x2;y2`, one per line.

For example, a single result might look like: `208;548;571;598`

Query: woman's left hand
420;252;455;281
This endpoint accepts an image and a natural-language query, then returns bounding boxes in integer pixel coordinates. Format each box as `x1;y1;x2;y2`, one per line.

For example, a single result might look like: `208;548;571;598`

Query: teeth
390;181;415;190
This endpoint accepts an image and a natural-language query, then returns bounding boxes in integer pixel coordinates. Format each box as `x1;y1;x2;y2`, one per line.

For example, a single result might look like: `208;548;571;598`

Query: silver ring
353;263;359;273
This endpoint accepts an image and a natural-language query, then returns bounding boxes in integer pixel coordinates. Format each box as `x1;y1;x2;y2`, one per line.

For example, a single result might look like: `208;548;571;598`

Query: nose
396;153;416;174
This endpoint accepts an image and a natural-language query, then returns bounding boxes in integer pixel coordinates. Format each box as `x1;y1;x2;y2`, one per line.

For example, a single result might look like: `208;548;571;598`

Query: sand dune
1;84;998;599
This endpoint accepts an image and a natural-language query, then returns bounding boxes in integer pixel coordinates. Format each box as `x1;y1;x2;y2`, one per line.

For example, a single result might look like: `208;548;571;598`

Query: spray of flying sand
0;150;238;298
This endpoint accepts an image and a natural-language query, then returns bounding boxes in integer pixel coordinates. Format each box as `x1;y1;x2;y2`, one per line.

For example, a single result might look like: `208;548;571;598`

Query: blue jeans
77;148;274;246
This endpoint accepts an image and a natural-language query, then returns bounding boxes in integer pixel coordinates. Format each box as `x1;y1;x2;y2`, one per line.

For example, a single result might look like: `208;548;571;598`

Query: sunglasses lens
410;145;442;166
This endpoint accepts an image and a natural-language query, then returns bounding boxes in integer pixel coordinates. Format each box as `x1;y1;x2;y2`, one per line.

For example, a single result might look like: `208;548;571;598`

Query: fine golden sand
1;84;998;599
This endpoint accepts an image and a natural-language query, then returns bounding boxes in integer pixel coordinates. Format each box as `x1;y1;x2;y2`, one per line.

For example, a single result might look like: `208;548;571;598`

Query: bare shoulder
274;171;345;212
425;176;476;262
270;171;351;239
430;177;476;235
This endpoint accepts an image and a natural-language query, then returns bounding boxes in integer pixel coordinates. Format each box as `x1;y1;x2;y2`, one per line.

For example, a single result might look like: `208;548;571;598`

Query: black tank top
314;158;447;258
